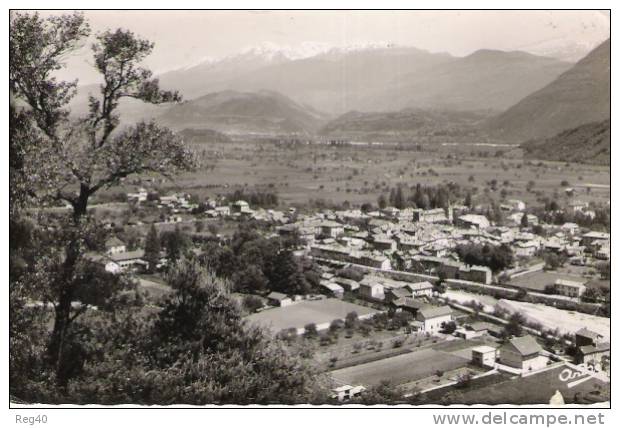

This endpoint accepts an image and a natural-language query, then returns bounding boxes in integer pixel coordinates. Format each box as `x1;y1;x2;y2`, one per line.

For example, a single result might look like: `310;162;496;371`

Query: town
84;180;610;405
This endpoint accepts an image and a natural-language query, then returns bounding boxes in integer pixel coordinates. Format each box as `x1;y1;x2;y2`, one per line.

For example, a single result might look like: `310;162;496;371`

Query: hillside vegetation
521;119;610;165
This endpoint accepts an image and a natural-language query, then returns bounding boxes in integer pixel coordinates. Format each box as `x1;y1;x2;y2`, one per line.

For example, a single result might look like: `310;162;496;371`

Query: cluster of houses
85;237;150;274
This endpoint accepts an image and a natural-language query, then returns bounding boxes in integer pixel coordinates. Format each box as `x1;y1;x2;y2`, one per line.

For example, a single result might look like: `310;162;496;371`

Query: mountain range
68;39;610;161
486;38;610;142
154;45;571;115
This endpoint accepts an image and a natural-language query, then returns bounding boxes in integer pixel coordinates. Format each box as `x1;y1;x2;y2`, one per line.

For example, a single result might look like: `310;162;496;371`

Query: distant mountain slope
361;49;572;112
486;39;610;142
70;44;572;120
158;90;328;135
521;119;610;165
320;108;490;139
224;46;455;114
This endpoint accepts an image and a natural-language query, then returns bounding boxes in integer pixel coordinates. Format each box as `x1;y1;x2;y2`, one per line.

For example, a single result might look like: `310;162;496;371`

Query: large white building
415;305;453;332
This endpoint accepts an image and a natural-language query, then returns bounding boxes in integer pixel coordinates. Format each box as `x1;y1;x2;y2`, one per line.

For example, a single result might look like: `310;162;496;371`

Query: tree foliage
10;10;195;392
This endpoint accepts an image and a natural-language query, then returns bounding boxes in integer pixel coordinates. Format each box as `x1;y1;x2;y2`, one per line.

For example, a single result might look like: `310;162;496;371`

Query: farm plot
244;298;379;334
509;270;591;292
329;348;469;387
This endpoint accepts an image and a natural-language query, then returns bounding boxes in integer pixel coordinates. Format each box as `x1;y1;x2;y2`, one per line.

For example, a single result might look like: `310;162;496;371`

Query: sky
31;10;611;85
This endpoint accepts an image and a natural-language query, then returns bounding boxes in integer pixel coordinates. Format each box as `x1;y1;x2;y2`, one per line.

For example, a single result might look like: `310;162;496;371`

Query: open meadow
100;140;610;212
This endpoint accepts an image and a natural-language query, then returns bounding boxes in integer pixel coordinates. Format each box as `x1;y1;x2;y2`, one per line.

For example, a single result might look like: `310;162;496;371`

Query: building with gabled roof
574;328;610;366
105;236;126;255
498;335;547;372
415;305;452;332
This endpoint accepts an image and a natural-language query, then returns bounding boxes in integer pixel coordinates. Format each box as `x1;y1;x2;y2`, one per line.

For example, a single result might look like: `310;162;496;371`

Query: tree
10;12;195;386
393;186;405;209
464;192;472;208
377;194;387;209
161;226;191;264
345;311;359;330
543;252;564;271
441;321;457;334
355;380;404;405
304;323;318;339
520;213;529;229
502;312;526;338
68;258;326;405
144;224;161;273
596;262;610;280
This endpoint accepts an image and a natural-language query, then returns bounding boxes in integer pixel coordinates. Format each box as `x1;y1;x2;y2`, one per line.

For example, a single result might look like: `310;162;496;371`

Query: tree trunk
47;185;90;387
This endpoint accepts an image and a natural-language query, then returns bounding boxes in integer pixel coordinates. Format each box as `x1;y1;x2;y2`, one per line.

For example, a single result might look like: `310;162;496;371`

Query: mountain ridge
485;38;610;142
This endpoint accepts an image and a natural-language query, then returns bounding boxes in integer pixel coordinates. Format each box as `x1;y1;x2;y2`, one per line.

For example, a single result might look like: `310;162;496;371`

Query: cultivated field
509;270;595;292
329;347;470;387
244;298;379;333
101;140;611;211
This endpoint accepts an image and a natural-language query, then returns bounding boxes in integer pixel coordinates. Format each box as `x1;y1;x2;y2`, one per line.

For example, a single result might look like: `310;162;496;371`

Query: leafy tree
63;258;326;405
441;321;457;334
596;262;610;280
10;11;195;386
304;323;318;339
543;252;565;271
355;380;404;405
464;192;472;208
161;226;191;264
143;224;161;273
377;194;387;209
520;213;529;229
502;312;526;338
456;243;514;273
345;311;359;330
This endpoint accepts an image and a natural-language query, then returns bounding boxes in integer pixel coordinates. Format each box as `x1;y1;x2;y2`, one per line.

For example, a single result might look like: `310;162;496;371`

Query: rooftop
418;305;452;319
505;335;542;356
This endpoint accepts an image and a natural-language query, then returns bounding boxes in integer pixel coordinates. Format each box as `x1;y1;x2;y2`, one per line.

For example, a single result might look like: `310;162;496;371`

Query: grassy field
137;276;172;300
509;270;593;292
99;140;610;211
329;347;470;387
245;298;379;334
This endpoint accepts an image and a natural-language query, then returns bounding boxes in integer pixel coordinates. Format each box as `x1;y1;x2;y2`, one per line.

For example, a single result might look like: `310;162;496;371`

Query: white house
406;281;434;298
498;335;547;373
109;249;147;272
415;305;453;332
554;279;586;298
320;281;344;298
105;237;126;255
471;345;497;367
331;385;366;402
267;292;293;307
358;279;385;300
457;214;490;230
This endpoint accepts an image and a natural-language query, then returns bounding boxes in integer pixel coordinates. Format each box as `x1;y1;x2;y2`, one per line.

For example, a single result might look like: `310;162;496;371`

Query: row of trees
226;189;279;208
377;182;464;210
